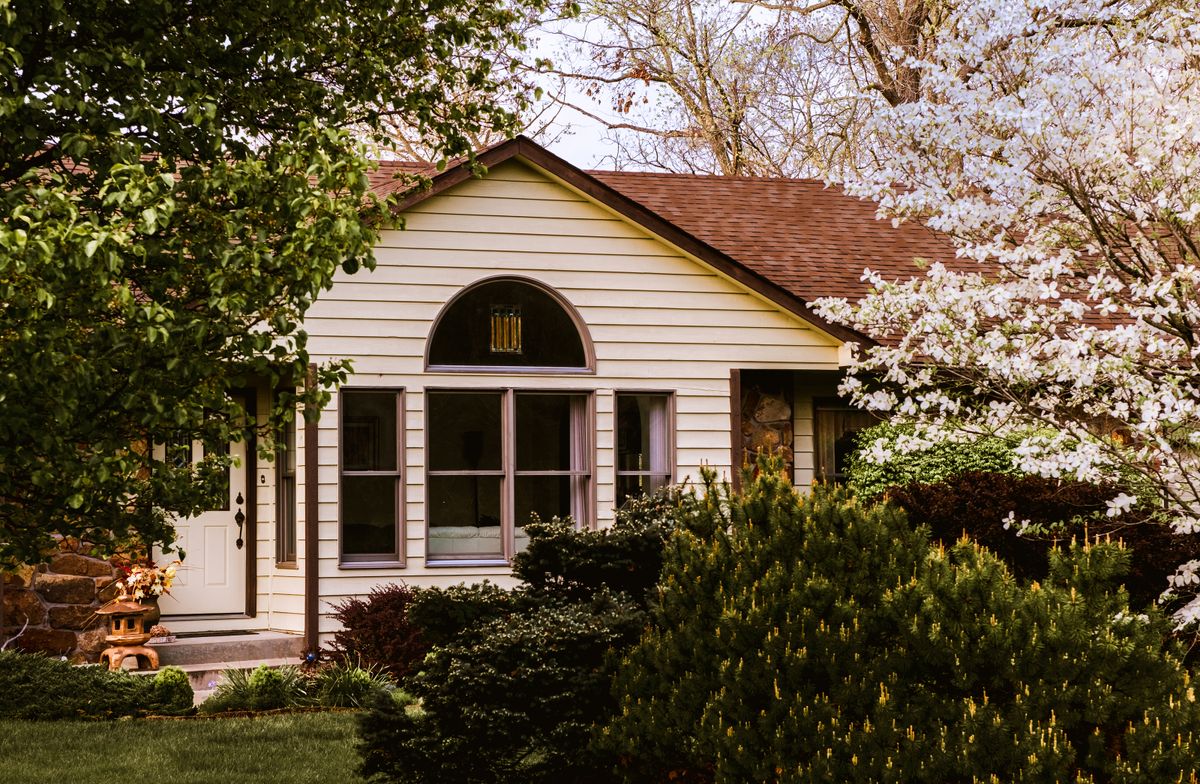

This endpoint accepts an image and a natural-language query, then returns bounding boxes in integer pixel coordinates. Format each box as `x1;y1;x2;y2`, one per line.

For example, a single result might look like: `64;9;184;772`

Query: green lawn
0;712;361;784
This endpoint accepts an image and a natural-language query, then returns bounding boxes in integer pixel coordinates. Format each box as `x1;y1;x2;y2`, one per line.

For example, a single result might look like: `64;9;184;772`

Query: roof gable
376;137;959;346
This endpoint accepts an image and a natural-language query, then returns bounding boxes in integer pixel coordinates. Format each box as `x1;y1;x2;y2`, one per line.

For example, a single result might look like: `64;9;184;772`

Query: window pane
342;475;397;555
616;474;670;508
427;475;503;558
816;408;877;480
617;394;668;473
515;474;572;534
428;280;587;368
343;392;397;472
516;394;576;471
428;392;502;471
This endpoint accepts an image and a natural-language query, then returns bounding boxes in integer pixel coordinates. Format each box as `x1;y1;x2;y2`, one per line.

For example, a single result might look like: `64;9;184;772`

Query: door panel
156;434;249;617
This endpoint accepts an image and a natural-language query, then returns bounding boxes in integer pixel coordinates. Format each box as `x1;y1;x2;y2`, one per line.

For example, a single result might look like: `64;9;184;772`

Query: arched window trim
424;275;596;375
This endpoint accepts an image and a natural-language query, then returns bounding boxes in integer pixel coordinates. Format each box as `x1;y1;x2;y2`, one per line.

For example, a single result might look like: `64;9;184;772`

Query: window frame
813;398;878;483
338;387;406;567
424;387;595;566
613;390;676;507
424;275;597;375
275;410;298;567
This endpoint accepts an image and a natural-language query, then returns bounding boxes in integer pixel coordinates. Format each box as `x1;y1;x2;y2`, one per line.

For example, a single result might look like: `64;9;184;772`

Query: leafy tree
540;0;946;175
0;0;546;565
812;0;1200;622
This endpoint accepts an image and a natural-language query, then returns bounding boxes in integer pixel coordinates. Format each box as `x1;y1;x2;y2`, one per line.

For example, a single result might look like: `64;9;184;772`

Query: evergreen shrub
199;663;306;713
0;650;193;719
512;490;680;606
359;592;644;784
602;464;1200;783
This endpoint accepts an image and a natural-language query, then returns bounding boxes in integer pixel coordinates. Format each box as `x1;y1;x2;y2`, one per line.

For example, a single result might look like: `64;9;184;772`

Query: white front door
156;436;249;617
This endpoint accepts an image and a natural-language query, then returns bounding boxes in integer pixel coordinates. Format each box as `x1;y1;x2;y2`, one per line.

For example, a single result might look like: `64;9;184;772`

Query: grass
0;712;361;784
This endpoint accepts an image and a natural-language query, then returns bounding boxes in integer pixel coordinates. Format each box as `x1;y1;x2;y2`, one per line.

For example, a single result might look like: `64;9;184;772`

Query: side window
275;415;297;565
814;403;876;482
339;389;403;563
615;392;673;506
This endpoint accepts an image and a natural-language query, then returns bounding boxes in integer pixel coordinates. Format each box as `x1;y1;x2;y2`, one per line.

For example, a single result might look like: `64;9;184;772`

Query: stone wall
2;550;122;663
739;370;795;478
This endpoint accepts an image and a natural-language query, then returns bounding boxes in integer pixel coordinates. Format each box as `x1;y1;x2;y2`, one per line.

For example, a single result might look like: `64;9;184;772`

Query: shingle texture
589;171;960;304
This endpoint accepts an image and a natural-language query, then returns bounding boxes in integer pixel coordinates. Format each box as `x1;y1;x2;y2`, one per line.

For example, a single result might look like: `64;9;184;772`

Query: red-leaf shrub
329;583;426;679
890;471;1200;607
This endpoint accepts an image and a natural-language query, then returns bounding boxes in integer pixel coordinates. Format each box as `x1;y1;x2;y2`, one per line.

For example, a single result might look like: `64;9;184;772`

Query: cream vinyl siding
294;160;841;630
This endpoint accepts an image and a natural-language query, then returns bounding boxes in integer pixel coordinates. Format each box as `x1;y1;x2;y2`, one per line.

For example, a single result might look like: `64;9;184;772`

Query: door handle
235;492;245;550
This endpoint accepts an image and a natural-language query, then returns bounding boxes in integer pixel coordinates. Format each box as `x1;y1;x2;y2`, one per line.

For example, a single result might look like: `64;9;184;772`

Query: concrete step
125;631;306;706
154;630;304;667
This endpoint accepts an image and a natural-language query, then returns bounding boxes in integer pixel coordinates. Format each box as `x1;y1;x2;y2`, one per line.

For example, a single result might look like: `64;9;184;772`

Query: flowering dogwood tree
812;0;1200;621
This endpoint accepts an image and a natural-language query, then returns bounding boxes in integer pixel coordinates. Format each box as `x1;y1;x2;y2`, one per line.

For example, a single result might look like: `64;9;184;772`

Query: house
147;136;957;652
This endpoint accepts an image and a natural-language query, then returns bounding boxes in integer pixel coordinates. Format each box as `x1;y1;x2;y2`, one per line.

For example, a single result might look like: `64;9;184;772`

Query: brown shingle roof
375;136;971;344
589;171;960;304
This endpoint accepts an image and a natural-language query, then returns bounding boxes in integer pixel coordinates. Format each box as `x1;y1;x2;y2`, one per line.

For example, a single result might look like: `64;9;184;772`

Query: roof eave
388;136;873;349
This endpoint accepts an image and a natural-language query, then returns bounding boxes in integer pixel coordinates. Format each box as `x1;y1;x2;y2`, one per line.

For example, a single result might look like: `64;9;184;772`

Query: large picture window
615;392;674;506
339;389;404;564
426;390;592;562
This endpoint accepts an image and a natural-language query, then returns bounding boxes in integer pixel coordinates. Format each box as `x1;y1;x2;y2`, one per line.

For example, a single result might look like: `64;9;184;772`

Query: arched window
427;277;592;372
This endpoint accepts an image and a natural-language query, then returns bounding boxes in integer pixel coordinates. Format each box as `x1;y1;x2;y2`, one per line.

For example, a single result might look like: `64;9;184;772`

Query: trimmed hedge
359;592;644;784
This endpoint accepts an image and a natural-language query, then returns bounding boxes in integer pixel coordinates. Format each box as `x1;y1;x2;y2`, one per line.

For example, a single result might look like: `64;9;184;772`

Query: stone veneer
2;549;123;663
739;371;795;478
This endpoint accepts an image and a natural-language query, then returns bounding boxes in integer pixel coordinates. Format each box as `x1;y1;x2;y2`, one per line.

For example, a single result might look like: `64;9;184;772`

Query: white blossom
814;0;1200;624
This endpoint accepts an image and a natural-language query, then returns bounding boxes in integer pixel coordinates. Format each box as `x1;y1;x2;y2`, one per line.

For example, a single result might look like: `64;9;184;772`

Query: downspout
303;364;321;657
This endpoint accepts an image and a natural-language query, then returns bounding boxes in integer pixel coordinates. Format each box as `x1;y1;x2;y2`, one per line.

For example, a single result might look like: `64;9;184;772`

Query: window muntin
615;393;674;506
275;415;297;565
427;279;590;371
426;390;593;563
339;389;403;563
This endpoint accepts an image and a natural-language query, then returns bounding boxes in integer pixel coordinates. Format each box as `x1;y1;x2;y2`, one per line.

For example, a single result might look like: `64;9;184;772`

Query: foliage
0;0;549;564
0;712;359;784
358;592;645;784
512;489;680;606
846;421;1020;499
892;470;1200;609
544;0;941;175
329;584;427;679
199;664;306;714
0;650;192;719
150;666;195;715
403;582;533;650
812;0;1200;623
603;469;1200;782
310;660;394;709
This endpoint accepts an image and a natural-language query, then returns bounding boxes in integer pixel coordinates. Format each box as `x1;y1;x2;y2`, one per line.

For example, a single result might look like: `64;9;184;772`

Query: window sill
338;560;406;570
274;561;299;570
425;559;511;568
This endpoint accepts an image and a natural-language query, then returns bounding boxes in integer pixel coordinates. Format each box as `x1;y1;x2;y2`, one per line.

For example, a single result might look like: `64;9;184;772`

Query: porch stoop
137;631;305;704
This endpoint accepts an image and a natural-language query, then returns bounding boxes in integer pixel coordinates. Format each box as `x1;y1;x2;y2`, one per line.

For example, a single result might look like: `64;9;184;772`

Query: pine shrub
602;466;1200;783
